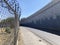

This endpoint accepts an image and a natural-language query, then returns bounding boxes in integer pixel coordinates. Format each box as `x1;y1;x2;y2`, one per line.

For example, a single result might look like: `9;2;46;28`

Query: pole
14;4;19;45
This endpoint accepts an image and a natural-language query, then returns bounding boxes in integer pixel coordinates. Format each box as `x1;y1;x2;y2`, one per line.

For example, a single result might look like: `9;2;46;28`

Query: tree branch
3;0;15;13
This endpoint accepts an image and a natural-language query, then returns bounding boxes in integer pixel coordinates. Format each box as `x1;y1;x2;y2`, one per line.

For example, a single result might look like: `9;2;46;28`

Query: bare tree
0;0;21;45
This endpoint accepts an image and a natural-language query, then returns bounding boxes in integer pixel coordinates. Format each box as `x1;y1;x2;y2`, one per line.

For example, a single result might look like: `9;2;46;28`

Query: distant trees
0;0;21;29
0;0;21;45
0;17;15;28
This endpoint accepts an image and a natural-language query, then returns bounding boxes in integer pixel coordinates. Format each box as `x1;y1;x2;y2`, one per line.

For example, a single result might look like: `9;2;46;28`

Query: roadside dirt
18;27;24;45
0;28;14;45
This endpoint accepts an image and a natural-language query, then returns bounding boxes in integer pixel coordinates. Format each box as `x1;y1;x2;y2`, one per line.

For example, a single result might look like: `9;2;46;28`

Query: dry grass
0;27;23;45
0;28;6;33
0;28;14;45
0;34;10;45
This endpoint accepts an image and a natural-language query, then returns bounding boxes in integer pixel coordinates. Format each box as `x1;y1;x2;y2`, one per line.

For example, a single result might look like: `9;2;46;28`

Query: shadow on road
21;25;60;36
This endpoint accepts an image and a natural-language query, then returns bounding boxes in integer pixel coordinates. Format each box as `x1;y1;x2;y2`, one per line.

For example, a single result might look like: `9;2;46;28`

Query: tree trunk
14;13;19;45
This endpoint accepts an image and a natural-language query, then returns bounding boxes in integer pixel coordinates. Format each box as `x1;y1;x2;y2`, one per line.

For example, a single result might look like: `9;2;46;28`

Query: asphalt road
20;26;51;45
21;26;60;45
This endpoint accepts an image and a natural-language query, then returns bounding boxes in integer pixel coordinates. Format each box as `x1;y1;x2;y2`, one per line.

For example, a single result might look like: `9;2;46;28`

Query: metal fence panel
0;6;15;45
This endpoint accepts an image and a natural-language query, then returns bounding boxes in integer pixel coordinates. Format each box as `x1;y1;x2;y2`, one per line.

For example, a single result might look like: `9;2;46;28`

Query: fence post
14;3;19;45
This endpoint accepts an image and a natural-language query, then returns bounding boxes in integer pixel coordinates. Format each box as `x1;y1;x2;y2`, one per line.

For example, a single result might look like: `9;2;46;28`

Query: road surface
20;26;51;45
20;26;60;45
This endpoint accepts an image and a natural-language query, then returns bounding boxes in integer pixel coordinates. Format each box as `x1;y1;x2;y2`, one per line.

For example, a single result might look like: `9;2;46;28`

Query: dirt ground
0;28;14;45
0;27;23;45
18;28;24;45
0;34;11;45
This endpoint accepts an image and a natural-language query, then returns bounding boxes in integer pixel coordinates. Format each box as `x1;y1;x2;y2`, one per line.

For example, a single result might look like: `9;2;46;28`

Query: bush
5;27;11;34
10;23;15;28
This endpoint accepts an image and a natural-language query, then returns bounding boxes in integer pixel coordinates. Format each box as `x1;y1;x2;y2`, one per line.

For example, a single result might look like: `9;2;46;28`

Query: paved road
20;26;51;45
21;26;60;45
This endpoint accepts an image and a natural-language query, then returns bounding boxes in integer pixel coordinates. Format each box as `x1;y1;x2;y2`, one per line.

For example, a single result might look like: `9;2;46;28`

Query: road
20;26;51;45
20;26;60;45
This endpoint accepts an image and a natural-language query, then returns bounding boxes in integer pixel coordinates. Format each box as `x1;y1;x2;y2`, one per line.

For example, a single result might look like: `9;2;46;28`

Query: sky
0;6;14;20
18;0;52;18
0;0;52;20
